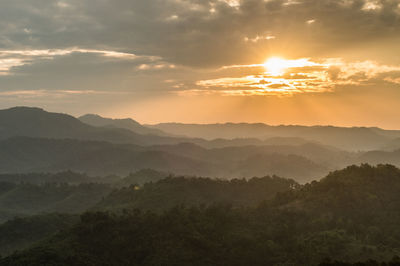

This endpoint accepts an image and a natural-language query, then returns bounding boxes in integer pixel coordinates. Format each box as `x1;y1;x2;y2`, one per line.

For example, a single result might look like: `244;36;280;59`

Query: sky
1;0;400;128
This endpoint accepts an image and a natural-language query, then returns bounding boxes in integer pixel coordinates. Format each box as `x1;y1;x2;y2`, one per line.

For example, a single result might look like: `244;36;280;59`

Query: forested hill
0;182;112;223
96;175;299;212
0;214;78;257
4;165;400;265
274;164;400;220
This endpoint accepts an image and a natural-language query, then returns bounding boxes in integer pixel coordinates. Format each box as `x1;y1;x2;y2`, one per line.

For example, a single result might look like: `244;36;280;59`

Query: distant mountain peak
79;113;169;136
80;113;102;119
6;106;45;112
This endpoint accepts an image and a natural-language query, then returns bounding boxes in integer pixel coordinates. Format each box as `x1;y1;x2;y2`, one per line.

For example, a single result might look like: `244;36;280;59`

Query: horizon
4;105;400;131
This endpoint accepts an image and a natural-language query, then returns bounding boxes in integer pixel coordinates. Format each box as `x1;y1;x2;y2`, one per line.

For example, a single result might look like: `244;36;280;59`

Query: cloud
0;48;157;75
0;0;399;68
0;50;180;94
190;58;400;96
0;89;107;99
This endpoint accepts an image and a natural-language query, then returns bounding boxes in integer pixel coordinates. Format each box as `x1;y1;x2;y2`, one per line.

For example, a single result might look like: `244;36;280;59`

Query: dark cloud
0;51;181;93
0;0;399;67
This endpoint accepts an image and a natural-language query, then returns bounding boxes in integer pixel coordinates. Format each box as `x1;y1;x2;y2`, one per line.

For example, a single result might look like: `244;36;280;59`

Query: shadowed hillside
3;165;400;265
0;137;332;182
0;182;112;223
0;107;197;146
0;214;78;256
79;114;169;137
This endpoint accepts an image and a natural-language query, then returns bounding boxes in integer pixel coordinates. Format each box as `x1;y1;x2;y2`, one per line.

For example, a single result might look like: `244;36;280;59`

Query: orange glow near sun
263;57;320;76
192;57;332;97
263;57;289;76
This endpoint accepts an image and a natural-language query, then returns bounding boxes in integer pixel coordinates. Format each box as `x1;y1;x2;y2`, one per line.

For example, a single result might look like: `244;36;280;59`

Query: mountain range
0;106;399;182
149;122;400;151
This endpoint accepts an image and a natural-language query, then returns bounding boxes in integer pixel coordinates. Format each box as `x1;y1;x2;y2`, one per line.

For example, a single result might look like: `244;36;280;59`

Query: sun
263;57;288;76
263;57;320;76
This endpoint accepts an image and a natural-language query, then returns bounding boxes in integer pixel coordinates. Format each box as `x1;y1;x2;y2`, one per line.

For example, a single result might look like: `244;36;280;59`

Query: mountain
380;137;400;151
79;114;169;136
149;123;400;151
1;106;397;182
0;137;332;182
0;107;201;146
0;171;119;185
2;107;367;152
78;114;324;149
201;136;317;148
0;137;213;177
150;142;353;169
0;107;319;150
357;149;400;167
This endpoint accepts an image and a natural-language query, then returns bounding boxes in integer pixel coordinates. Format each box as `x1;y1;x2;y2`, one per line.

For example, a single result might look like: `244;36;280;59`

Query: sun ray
263;57;289;76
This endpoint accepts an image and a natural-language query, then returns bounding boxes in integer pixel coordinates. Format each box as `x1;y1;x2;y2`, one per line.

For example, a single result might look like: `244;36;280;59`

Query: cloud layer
0;0;399;126
1;0;400;66
188;58;400;96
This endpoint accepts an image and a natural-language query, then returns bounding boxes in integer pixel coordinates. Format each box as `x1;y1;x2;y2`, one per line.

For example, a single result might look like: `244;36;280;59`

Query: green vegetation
0;214;78;257
0;182;112;223
97;175;298;212
2;165;400;265
117;169;169;187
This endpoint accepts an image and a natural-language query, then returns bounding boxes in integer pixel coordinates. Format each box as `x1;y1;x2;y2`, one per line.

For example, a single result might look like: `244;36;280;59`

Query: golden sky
0;0;400;128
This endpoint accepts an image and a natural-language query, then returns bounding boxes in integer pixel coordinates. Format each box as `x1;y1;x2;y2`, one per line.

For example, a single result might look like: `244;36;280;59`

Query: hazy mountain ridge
150;122;400;151
79;114;170;137
0;107;399;183
0;107;327;150
150;142;353;168
0;107;202;146
0;171;119;185
4;106;397;152
0;137;330;182
0;107;398;182
78;111;400;151
357;149;400;166
79;113;325;149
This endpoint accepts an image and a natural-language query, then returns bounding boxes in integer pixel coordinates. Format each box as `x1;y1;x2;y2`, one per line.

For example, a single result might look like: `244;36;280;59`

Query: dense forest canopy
1;165;400;265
